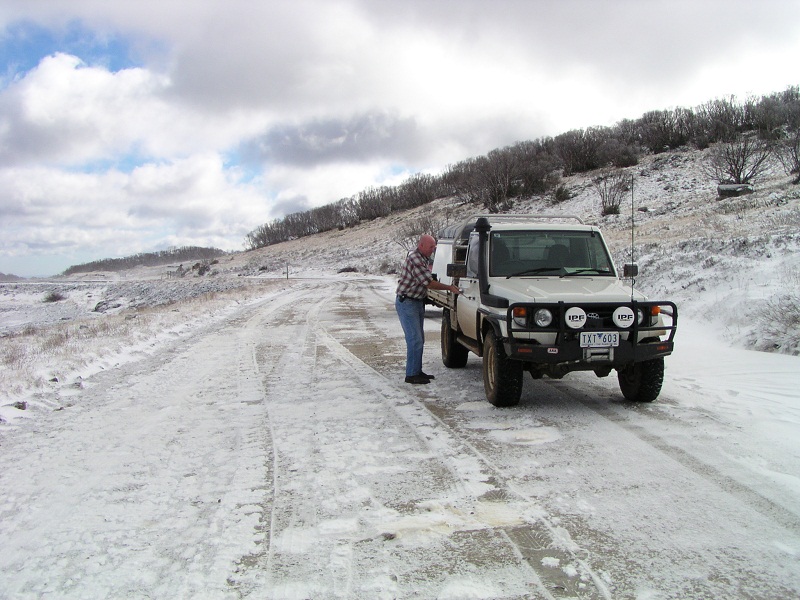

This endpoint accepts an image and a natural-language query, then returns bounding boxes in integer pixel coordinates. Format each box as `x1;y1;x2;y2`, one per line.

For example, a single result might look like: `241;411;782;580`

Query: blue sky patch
1;19;148;85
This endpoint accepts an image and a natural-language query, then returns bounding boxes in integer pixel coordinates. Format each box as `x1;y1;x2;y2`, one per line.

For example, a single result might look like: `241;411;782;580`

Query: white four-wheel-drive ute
427;214;677;407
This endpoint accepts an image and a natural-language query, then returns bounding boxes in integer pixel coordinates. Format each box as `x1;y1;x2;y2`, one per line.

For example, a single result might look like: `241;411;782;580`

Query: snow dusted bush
43;291;66;303
755;263;800;355
593;169;631;216
551;184;572;204
756;291;800;354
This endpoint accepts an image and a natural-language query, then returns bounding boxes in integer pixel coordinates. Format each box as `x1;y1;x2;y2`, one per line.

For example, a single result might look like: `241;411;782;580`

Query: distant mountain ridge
62;246;226;276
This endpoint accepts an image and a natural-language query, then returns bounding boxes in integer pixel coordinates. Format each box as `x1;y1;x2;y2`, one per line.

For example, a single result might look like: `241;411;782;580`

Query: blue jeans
396;296;426;377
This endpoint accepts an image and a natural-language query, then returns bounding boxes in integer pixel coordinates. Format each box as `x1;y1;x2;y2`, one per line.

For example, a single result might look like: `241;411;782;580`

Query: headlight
637;305;661;326
512;307;528;328
534;308;553;327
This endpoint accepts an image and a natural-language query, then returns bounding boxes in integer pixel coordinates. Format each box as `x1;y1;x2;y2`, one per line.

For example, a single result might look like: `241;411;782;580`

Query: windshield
490;230;614;277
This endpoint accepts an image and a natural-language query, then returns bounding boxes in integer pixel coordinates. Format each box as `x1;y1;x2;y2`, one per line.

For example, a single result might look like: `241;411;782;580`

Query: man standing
395;234;459;384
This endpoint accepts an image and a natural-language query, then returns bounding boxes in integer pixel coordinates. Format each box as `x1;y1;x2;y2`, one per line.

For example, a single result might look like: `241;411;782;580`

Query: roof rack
437;214;585;241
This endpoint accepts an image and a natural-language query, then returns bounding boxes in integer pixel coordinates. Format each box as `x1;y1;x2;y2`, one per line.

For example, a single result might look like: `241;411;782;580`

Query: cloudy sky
1;0;798;277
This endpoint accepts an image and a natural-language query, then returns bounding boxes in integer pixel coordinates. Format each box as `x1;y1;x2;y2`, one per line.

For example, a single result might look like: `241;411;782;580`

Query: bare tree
554;127;612;175
774;129;800;183
510;139;563;193
696;95;745;143
593;169;631;216
774;94;800;183
704;134;774;185
639;107;697;152
394;209;458;251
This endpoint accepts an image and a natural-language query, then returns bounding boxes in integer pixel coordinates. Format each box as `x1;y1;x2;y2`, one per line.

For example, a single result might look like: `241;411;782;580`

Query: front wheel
441;311;469;368
617;358;664;402
482;329;523;407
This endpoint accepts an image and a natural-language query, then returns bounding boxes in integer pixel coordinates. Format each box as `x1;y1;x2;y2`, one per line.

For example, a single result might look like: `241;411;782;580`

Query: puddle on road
488;426;561;445
454;401;562;445
380;498;530;544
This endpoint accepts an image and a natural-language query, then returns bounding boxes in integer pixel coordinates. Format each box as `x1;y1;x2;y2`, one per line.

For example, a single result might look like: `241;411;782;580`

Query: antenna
630;174;635;301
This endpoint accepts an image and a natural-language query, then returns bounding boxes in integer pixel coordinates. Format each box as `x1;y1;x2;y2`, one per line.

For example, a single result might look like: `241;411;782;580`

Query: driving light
565;306;587;329
534;308;553;327
613;306;635;328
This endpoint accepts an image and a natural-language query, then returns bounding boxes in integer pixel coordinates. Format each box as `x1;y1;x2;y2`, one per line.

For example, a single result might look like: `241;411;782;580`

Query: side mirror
447;263;468;278
623;263;639;278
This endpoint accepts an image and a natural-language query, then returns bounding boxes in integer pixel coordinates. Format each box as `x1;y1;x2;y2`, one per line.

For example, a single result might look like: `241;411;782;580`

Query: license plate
580;332;619;348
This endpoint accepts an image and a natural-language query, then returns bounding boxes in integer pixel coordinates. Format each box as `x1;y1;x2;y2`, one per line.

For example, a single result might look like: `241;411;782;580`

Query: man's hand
449;284;460;295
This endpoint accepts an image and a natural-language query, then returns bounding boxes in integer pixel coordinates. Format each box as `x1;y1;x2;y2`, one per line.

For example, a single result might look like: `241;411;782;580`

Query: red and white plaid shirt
396;248;433;300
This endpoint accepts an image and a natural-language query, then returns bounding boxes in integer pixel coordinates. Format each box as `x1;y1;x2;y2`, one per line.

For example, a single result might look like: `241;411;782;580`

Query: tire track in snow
0;288;304;599
250;281;590;599
562;380;800;535
224;281;329;596
316;329;611;600
311;282;612;599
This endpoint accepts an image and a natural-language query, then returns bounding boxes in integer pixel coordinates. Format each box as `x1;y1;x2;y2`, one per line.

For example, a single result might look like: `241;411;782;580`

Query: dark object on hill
718;183;754;198
94;300;123;313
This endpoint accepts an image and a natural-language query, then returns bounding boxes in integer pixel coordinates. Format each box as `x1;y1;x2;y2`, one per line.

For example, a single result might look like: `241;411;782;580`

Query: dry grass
0;285;273;401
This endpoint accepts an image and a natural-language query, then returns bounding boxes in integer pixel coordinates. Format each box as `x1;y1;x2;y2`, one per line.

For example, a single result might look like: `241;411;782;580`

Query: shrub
379;260;397;274
593;169;631;216
608;142;640;168
757;291;800;354
551;184;572;204
43;291;66;303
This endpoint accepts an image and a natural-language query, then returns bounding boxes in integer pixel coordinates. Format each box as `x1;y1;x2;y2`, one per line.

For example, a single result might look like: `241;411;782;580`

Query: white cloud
0;53;270;167
0;155;270;268
0;0;799;276
264;160;407;210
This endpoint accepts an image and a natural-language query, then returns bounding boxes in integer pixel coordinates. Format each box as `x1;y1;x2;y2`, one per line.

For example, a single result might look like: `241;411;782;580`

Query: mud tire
482;329;523;407
441;311;469;368
617;358;664;402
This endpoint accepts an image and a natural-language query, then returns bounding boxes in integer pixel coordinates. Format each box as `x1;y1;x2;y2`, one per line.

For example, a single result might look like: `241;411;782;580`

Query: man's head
417;235;437;258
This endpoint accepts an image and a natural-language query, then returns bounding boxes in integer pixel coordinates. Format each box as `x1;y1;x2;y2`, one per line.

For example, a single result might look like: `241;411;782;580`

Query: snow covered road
1;277;799;599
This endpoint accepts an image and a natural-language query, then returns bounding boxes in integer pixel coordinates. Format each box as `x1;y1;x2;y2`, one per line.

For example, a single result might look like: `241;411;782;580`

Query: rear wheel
482;329;523;407
617;358;664;402
441;311;469;368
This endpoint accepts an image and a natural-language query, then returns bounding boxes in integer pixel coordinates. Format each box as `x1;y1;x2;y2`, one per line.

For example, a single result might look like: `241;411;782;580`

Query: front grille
583;307;615;330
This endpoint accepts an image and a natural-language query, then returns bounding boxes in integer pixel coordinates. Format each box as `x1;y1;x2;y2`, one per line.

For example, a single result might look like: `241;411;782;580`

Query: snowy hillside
226;146;800;353
1;146;799;408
